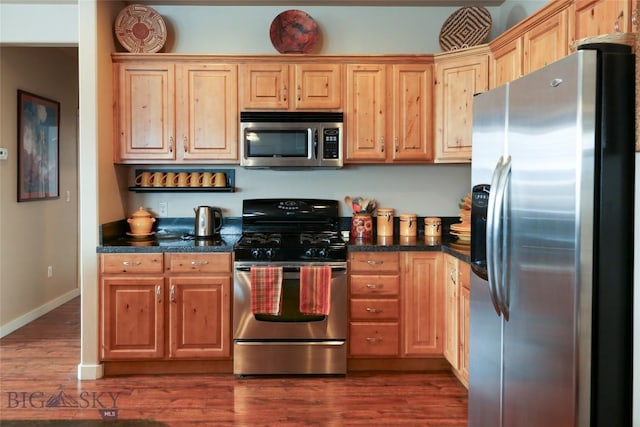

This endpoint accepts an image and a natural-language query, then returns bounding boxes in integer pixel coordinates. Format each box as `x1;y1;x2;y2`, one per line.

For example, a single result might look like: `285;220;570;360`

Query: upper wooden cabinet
491;37;523;88
490;1;572;89
391;64;434;162
114;62;176;162
572;0;634;43
113;60;238;164
345;64;387;162
434;46;490;163
176;63;238;162
345;63;434;163
240;63;342;110
523;8;570;74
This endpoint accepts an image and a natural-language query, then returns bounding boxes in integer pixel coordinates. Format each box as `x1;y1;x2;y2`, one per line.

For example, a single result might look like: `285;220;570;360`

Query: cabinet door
458;262;471;386
434;51;489;163
115;63;176;162
573;0;632;41
168;276;231;359
345;64;387;162
240;64;289;109
523;9;569;74
391;64;434;161
443;254;459;368
491;38;523;89
177;64;238;162
401;252;443;356
101;277;164;360
294;64;343;110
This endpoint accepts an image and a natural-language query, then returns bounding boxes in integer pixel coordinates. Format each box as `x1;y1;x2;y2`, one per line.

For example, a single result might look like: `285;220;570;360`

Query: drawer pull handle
366;284;382;290
122;261;142;266
366;260;383;265
170;285;175;302
366;337;382;343
366;307;382;313
156;285;162;303
191;260;209;266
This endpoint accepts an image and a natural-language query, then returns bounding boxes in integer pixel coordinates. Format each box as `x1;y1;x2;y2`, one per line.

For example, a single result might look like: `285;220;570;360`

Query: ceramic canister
424;217;442;237
351;213;373;240
376;208;394;236
399;213;417;237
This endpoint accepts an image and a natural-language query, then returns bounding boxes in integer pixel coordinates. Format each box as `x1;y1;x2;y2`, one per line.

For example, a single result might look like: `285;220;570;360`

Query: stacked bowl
450;193;471;243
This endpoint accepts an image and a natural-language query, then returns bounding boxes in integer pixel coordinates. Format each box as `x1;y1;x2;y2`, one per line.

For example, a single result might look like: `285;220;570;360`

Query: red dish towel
299;266;332;315
250;266;284;315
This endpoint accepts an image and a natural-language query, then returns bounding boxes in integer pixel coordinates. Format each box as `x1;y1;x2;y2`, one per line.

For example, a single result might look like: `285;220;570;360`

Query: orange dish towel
250;266;284;315
299;266;332;315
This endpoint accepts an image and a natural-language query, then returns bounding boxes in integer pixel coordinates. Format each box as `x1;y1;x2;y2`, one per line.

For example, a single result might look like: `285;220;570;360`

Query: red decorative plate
269;10;319;54
114;4;167;53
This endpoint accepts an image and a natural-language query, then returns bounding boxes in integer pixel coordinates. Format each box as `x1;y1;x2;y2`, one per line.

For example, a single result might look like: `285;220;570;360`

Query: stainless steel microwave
240;112;343;169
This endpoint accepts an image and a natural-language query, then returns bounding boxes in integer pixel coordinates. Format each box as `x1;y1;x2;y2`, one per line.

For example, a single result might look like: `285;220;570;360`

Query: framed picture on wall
17;90;60;202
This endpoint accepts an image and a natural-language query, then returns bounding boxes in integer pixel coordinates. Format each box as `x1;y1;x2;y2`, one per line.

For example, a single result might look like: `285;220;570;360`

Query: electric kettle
194;206;223;238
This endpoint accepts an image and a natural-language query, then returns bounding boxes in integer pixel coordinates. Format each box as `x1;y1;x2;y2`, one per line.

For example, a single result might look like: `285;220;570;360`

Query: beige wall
0;47;80;334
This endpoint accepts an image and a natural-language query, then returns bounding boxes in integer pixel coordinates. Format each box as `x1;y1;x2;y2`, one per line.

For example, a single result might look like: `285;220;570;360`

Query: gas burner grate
299;232;337;245
239;233;282;246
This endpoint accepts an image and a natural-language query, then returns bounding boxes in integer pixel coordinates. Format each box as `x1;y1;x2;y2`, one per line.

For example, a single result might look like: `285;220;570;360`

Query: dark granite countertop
97;217;471;262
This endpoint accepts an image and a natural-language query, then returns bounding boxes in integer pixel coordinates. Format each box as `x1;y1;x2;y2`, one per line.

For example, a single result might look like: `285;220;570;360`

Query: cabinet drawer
166;253;231;274
350;274;399;296
350;298;399;320
350;252;399;273
101;254;163;274
349;322;399;356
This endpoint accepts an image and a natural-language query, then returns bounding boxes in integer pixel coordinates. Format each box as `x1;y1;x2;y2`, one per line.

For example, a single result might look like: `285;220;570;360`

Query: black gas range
233;199;347;262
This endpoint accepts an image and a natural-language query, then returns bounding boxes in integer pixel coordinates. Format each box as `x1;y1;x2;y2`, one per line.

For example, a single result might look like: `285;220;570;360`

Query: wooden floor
0;297;468;426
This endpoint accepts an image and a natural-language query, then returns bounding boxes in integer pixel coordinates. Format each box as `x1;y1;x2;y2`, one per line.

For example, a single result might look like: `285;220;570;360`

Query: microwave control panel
322;128;340;159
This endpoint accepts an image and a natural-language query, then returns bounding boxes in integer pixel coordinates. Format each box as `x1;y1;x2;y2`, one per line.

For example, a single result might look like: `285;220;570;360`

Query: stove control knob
251;248;263;259
318;248;328;258
265;248;275;259
305;248;316;258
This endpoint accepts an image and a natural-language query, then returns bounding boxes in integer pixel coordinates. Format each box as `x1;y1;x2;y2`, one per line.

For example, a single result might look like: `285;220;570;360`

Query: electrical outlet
159;201;168;217
47;266;53;278
0;148;7;160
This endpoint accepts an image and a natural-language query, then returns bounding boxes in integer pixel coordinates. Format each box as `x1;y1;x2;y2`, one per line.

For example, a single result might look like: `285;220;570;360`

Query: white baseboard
77;362;104;380
0;288;80;338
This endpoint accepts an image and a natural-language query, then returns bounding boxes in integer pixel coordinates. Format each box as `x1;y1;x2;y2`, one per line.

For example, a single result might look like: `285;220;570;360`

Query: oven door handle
235;266;347;273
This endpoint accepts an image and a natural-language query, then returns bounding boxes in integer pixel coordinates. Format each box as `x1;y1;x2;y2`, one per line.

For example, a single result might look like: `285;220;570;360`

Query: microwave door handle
313;128;318;159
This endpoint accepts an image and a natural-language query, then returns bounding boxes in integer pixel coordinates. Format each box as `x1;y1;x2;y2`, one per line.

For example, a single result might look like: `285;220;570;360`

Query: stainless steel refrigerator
469;43;635;427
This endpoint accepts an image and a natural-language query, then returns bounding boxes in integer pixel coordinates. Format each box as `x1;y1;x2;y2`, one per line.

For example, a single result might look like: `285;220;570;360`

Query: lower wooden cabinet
100;253;231;361
458;269;470;385
401;252;443;356
348;251;443;358
442;253;470;387
348;252;401;356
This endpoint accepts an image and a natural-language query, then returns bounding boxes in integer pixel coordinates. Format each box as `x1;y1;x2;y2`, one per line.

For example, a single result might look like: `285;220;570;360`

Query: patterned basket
439;6;492;51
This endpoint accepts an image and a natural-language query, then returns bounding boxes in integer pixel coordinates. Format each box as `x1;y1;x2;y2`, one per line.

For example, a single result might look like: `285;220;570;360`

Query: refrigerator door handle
487;155;511;319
